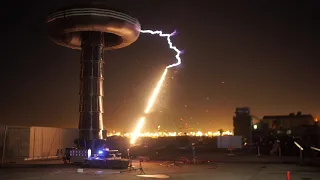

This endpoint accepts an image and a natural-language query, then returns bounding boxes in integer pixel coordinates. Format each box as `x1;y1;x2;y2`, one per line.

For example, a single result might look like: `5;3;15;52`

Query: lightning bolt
130;29;183;145
139;30;182;69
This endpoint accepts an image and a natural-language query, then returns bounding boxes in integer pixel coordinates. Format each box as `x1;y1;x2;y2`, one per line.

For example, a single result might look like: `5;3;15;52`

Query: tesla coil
46;3;140;143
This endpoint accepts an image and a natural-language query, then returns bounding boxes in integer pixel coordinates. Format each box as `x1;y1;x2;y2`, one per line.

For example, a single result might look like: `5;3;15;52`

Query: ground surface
1;160;319;180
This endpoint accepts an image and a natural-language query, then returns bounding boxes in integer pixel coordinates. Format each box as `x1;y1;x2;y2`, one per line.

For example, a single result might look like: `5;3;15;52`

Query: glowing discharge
130;117;145;144
144;68;168;114
130;29;182;145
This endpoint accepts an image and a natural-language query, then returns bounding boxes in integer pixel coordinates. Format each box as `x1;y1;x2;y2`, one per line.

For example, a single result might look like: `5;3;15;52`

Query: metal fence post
279;147;281;157
300;149;303;165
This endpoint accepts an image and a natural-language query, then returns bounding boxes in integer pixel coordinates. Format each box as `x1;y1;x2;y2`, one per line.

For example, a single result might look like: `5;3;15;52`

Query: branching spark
130;29;182;145
139;30;182;69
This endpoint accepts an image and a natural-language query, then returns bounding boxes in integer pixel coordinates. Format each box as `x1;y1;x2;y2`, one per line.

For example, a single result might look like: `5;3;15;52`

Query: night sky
1;0;319;132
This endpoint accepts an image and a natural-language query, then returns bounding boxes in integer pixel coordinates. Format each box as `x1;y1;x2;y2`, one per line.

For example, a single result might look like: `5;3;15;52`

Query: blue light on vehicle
98;150;103;154
88;149;91;158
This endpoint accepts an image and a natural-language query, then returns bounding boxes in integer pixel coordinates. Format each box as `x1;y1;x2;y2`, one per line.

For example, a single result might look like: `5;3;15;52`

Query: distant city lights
108;130;233;138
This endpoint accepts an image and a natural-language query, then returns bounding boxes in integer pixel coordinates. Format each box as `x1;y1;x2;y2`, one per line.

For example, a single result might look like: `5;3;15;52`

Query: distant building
258;112;320;147
233;107;252;143
262;112;315;131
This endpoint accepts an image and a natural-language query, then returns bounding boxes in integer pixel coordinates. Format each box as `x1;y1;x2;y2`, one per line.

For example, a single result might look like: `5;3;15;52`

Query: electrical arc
130;29;183;145
139;30;182;69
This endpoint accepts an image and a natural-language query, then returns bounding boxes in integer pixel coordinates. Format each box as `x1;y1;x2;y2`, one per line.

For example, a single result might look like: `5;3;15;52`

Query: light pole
294;141;304;165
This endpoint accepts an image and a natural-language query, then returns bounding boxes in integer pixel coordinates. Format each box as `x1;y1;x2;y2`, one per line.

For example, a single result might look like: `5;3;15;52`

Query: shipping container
0;125;78;160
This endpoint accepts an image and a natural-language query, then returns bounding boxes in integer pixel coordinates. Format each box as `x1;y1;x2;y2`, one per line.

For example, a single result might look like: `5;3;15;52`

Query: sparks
144;68;168;114
130;117;145;145
130;29;183;145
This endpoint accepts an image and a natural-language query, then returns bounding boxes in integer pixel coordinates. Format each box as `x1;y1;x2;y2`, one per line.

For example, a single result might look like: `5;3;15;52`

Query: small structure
233;107;252;143
0;125;78;160
262;112;315;131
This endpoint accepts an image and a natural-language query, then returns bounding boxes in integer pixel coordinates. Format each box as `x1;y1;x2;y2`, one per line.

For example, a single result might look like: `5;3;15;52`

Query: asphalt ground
1;161;319;180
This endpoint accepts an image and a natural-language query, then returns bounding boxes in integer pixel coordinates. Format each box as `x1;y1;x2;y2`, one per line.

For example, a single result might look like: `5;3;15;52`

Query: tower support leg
79;31;105;142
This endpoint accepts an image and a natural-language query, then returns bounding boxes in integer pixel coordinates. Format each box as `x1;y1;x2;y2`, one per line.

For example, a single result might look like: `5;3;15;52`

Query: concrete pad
0;161;319;180
137;174;170;178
